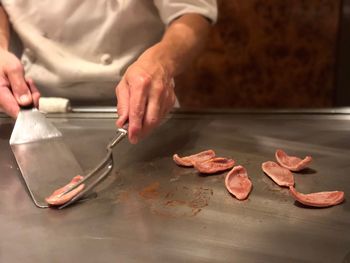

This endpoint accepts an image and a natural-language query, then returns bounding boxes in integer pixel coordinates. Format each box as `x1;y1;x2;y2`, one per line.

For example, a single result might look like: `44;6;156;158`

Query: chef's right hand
0;48;40;118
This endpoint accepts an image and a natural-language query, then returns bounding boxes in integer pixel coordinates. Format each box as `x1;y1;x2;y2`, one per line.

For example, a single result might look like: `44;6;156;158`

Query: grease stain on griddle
169;175;180;182
117;190;130;202
138;182;213;218
139;182;160;199
207;174;225;183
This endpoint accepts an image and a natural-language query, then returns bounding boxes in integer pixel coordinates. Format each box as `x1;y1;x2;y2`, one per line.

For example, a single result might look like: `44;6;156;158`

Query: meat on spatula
289;186;345;207
262;161;294;187
194;157;235;174
275;149;312;172
46;175;85;206
225;165;252;200
173;150;215;167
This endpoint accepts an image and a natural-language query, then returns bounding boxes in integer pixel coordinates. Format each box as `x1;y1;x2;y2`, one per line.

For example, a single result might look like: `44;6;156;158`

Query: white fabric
1;0;217;101
38;97;71;113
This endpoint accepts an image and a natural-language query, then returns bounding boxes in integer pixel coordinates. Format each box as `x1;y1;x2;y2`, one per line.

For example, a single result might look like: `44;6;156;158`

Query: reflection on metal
41;107;350;116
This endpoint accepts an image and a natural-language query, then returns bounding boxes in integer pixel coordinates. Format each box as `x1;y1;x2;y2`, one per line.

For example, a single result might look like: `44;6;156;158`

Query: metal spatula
10;106;83;208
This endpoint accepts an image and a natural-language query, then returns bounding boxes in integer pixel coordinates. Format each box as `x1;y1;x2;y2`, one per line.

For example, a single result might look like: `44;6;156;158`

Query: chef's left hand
115;45;176;144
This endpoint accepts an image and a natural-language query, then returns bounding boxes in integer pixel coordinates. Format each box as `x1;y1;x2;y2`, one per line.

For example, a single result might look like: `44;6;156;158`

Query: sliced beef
262;161;294;187
46;175;85;206
275;149;312;172
225;165;252;200
289;186;345;207
194;157;235;174
173;150;215;167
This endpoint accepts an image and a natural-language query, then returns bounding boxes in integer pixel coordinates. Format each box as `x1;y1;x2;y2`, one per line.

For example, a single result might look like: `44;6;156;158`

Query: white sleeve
153;0;218;25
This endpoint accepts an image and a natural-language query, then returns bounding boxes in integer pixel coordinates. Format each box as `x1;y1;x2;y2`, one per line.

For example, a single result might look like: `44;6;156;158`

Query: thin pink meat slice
173;150;215;167
194;157;235;174
225;165;252;200
261;161;294;187
275;149;312;172
289;186;345;207
46;175;85;206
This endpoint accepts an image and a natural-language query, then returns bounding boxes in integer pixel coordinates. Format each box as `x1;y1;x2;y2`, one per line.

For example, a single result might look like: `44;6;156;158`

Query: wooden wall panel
175;0;341;108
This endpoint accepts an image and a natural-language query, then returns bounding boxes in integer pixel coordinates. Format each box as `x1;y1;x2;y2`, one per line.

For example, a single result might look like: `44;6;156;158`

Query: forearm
139;13;211;77
0;5;10;50
117;13;211;143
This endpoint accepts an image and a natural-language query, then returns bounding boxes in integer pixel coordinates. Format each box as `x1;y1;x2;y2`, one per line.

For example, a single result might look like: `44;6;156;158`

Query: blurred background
175;0;350;109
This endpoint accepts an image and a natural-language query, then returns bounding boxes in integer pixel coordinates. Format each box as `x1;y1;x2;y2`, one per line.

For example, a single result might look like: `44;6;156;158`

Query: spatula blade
11;138;83;208
10;108;62;145
10;108;83;208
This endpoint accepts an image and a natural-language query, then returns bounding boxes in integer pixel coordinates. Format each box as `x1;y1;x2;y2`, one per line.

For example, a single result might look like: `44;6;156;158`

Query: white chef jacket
1;0;217;102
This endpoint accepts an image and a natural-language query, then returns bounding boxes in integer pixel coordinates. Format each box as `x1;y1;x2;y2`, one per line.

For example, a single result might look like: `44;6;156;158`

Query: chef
0;0;217;143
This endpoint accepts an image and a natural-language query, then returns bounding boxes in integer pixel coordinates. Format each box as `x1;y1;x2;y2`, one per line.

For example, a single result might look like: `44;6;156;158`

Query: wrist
0;35;9;50
0;24;9;50
139;42;177;78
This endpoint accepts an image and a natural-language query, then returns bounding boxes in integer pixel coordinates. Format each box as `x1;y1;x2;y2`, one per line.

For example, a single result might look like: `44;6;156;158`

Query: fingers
116;61;175;144
26;78;40;108
0;51;40;117
0;77;41;118
0;84;20;118
141;83;163;139
162;86;176;116
141;81;176;140
4;62;32;106
116;79;129;128
127;73;151;144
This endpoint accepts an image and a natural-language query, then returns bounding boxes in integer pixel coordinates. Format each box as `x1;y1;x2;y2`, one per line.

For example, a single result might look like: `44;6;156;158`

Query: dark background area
175;0;349;108
7;0;349;109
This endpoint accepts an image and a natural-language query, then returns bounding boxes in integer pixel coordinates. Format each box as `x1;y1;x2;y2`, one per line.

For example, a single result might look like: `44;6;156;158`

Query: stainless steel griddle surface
0;110;349;263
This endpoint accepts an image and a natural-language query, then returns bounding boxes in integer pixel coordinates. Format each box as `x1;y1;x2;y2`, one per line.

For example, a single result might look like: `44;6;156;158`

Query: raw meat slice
194;157;235;174
289;186;345;207
225;165;252;200
46;175;85;206
262;161;294;187
173;150;215;167
275;149;312;172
